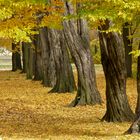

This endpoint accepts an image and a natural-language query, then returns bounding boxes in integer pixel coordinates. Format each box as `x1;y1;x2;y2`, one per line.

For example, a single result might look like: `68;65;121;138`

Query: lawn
0;70;139;140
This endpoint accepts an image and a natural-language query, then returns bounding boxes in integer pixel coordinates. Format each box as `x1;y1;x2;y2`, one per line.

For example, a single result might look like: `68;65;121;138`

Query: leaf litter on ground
0;70;139;139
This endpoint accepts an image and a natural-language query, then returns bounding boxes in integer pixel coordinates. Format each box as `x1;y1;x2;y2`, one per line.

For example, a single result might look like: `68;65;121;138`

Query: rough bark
49;29;76;93
12;43;22;71
39;27;56;87
62;1;102;106
33;35;43;81
99;20;134;122
123;22;132;77
23;43;34;79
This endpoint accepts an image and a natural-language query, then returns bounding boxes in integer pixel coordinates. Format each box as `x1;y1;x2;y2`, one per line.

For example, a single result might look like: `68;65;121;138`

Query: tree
39;27;76;93
32;34;43;80
48;29;76;93
22;42;35;79
22;43;27;73
63;1;102;106
39;28;56;87
0;0;76;93
12;43;22;71
125;43;140;134
123;22;133;77
98;20;134;122
73;0;140;120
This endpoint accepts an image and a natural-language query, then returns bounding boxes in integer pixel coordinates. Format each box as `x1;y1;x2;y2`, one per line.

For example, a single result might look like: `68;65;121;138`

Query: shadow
0;99;119;139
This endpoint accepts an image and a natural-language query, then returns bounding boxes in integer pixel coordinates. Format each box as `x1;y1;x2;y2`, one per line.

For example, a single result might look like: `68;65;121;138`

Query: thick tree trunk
62;1;102;106
39;27;76;92
33;35;43;81
123;22;132;77
135;43;140;115
39;28;56;87
49;29;76;93
99;20;134;122
12;43;22;71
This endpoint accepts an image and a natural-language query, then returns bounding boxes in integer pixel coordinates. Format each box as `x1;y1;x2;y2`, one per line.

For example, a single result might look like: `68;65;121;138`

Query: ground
0;67;140;140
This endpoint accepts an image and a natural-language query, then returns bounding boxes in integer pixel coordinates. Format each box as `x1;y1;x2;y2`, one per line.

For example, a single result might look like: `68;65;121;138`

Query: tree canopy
0;0;64;43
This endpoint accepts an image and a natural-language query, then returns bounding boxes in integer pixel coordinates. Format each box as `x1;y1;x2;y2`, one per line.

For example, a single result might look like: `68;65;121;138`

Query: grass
0;70;139;140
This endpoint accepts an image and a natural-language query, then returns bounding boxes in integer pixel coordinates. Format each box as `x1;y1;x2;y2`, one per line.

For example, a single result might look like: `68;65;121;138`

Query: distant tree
123;22;133;77
39;28;56;87
32;35;43;80
21;43;27;73
22;43;35;79
12;43;22;71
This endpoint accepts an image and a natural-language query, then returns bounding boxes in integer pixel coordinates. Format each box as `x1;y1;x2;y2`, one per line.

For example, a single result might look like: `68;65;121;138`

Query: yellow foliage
0;0;64;42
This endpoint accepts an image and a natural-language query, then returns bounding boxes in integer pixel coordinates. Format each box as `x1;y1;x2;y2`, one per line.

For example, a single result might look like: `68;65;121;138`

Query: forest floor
0;68;140;140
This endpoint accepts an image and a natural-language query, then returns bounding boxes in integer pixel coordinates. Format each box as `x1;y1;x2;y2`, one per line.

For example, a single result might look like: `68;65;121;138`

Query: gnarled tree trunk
49;29;76;93
99;20;134;122
39;28;56;87
62;1;102;106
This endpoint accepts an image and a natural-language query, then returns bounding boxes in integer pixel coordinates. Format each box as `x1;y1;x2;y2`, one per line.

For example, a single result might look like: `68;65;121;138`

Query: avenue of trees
0;0;140;134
